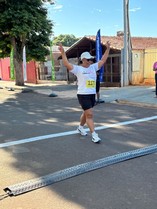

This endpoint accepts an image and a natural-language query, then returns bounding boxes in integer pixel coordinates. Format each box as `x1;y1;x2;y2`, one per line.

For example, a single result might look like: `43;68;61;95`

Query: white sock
92;131;96;136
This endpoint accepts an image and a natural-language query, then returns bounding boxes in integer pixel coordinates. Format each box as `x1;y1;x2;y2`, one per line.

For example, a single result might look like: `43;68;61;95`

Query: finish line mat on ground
2;144;157;198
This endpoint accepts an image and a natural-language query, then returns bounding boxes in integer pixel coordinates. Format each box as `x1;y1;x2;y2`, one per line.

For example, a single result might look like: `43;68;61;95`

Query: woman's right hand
58;43;64;54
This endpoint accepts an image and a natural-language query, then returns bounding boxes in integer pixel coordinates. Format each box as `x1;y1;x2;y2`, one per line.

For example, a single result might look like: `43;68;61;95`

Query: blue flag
96;29;104;82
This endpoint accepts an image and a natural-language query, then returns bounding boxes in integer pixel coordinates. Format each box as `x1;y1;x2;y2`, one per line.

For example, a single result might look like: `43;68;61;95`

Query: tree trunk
12;37;24;86
14;57;24;86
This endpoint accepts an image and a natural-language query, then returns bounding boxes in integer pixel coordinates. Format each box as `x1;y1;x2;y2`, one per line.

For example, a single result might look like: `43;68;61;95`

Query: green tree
0;0;53;86
53;34;79;47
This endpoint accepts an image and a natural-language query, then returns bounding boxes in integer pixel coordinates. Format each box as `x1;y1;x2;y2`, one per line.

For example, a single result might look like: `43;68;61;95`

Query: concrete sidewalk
0;80;157;108
100;85;157;108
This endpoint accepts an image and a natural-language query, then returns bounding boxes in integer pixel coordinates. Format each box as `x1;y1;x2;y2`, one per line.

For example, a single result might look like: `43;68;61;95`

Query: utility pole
123;0;131;86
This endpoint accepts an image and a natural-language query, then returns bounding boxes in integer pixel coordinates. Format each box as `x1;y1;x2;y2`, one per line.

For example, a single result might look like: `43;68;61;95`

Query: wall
144;48;157;85
26;61;37;84
131;48;157;85
0;58;37;84
0;58;11;80
131;50;145;84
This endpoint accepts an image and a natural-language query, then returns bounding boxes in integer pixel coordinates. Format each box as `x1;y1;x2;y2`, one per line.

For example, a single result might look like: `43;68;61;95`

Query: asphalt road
0;86;157;209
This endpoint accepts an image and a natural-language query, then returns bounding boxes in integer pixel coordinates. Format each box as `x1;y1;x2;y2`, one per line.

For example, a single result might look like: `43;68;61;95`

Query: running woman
58;42;110;143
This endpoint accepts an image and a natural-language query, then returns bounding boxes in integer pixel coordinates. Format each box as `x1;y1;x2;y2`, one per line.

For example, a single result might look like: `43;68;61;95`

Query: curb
115;99;157;109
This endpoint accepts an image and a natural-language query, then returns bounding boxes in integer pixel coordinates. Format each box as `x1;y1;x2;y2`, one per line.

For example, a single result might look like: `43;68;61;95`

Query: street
0;85;157;209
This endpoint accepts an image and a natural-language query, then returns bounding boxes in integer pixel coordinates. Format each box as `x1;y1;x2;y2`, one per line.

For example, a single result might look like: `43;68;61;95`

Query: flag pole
10;46;15;80
49;38;57;97
23;46;27;82
50;40;55;81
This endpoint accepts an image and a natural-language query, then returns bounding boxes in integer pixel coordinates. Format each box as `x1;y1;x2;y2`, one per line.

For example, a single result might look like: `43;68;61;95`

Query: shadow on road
0;84;157;209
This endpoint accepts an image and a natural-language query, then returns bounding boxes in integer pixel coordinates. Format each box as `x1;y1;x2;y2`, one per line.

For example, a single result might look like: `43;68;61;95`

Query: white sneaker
77;127;87;136
92;132;101;143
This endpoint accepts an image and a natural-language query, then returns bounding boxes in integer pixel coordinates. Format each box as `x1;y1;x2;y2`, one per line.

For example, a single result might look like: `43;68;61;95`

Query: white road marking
0;116;157;148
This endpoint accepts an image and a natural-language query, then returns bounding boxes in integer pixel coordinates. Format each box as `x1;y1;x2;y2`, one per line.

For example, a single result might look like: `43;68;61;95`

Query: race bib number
86;80;96;88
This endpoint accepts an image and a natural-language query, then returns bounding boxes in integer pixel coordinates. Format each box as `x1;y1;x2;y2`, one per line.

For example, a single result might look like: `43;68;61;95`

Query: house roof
58;36;157;59
97;36;157;50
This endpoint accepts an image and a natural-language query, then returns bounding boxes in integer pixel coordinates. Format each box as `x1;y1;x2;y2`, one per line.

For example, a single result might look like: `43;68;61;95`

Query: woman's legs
78;108;94;133
83;108;94;133
77;94;101;142
78;108;101;143
79;111;86;126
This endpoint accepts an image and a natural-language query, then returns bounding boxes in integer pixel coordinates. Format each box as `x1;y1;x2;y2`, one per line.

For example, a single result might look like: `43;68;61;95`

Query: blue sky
44;0;157;38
